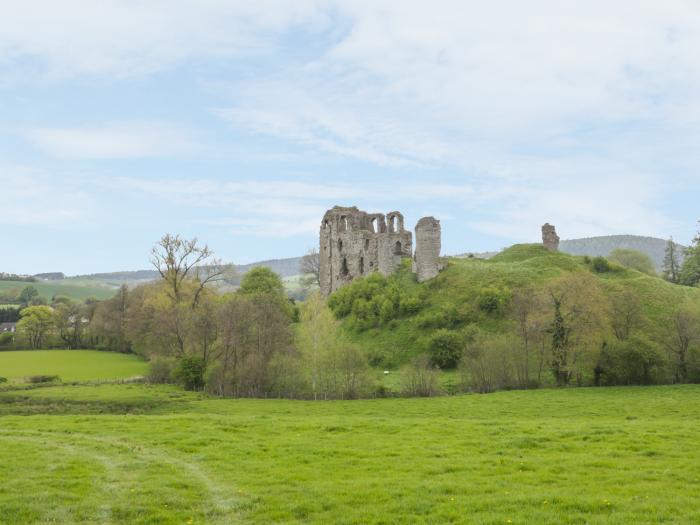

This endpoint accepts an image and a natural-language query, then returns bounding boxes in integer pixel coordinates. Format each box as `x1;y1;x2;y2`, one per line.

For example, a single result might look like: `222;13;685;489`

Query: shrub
426;329;464;368
609;249;656;275
0;377;7;384
591;256;611;273
598;337;666;385
174;356;206;391
0;332;13;347
401;355;440;397
148;357;174;384
477;287;511;316
27;375;60;384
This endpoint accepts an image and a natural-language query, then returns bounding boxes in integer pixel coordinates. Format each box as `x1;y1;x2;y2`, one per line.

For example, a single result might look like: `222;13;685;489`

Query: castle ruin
542;223;560;251
319;206;442;295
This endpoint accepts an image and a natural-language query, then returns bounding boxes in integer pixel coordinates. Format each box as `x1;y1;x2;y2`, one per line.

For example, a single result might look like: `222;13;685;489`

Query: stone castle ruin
320;206;443;295
542;223;560;251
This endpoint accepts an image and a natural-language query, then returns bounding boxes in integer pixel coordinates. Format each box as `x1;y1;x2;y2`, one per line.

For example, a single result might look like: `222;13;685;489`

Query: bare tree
150;234;234;307
610;288;645;342
665;305;700;383
300;248;321;288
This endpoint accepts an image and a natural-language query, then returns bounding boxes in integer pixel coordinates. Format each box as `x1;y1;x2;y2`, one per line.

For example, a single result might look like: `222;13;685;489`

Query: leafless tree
150;233;234;307
300;248;320;288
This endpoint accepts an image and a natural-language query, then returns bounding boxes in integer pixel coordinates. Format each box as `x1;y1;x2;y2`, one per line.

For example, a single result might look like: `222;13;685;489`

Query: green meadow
1;379;699;524
0;350;147;383
0;279;117;302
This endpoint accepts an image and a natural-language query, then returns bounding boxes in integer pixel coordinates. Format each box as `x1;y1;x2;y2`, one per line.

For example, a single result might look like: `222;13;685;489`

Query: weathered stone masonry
320;206;442;295
542;223;560;251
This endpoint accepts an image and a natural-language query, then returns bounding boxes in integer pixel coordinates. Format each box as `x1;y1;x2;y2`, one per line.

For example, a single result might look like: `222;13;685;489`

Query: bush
0;332;13;347
598;337;666;385
477;287;510;316
609;249;656;275
0;377;7;384
27;375;60;384
148;357;174;384
174;356;206;391
591;256;611;273
426;329;464;368
401;355;440;397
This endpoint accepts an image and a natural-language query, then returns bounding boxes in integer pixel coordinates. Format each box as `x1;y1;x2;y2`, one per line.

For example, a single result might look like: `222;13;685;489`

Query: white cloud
27;122;201;159
0;1;327;80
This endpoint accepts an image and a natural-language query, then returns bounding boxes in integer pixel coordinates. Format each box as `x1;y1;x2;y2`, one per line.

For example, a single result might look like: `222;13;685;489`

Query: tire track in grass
0;429;242;524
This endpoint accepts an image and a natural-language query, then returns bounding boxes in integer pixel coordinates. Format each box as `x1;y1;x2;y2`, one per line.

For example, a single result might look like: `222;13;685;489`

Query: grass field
0;279;117;302
0;350;147;383
1;382;699;524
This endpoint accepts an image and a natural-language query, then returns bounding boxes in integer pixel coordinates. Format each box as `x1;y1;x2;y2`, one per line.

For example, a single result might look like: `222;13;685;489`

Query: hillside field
0;279;117;302
0;350;147;383
1;379;700;524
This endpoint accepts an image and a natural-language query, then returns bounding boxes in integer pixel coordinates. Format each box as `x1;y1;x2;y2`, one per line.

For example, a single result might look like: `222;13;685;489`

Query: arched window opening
339;216;347;232
359;257;364;274
370;217;377;233
388;215;396;233
341;257;349;277
394;241;403;255
338;239;343;252
364;238;370;251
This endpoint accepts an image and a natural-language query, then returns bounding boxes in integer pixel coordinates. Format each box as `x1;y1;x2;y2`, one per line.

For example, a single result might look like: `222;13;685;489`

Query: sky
2;1;700;275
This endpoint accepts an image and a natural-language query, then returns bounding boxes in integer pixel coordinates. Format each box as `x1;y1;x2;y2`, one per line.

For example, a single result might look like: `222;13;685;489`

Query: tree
300;248;321;288
150;233;233;307
510;288;547;388
679;224;700;287
18;286;39;307
609;288;645;342
662;237;681;284
17;306;54;349
239;267;285;297
296;292;338;400
546;273;608;386
53;300;87;349
664;304;700;383
609;249;656;275
90;285;130;352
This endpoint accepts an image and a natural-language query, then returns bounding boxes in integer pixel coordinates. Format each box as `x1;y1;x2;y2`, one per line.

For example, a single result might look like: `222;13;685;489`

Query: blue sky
2;1;699;275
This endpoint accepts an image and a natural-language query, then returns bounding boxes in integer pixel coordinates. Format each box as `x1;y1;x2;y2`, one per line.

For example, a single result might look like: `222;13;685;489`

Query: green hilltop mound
329;244;700;385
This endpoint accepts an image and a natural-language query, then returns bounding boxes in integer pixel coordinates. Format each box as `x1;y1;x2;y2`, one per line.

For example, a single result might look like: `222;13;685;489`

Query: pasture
0;350;147;383
0;279;117;302
1;380;699;524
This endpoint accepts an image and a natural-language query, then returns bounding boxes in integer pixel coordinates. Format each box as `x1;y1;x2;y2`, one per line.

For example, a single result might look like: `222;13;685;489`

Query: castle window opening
359;257;364;274
394;241;403;255
341;257;349;276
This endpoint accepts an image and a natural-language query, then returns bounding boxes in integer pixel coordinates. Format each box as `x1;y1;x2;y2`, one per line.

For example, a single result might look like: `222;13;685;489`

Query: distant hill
559;235;685;271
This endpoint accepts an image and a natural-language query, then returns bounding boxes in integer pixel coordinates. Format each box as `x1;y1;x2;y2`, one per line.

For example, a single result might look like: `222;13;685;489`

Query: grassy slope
343;244;700;367
0;279;117;302
0;383;699;524
0;350;147;383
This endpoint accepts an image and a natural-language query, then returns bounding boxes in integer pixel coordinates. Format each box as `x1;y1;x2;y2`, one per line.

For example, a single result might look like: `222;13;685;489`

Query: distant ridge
559;235;685;271
19;235;686;284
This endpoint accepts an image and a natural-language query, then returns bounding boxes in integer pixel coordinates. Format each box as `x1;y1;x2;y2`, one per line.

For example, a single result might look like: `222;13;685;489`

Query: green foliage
148;357;174;384
0;377;6;384
328;272;423;330
591;256;612;273
0;332;13;347
426;329;464;368
18;285;39;306
239;267;286;296
609;248;656;275
174;356;206;391
477;286;511;315
26;375;60;384
598;337;666;385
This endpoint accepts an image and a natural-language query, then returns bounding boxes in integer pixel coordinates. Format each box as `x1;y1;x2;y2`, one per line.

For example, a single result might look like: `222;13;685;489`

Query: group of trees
662;227;700;287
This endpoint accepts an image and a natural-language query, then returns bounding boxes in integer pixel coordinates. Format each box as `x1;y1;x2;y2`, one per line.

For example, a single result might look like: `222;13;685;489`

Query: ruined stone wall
319;206;412;296
542;223;560;251
413;216;441;282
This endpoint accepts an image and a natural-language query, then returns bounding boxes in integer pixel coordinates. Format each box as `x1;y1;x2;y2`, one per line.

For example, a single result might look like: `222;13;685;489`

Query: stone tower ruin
413;217;442;282
319;206;442;295
542;223;560;251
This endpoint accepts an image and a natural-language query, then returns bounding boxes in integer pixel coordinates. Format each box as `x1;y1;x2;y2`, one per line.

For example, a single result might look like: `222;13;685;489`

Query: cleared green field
0;350;147;383
0;279;117;302
1;384;699;524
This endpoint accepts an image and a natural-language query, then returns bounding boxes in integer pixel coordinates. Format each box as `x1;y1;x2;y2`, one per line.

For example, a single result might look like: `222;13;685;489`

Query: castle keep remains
319;206;442;295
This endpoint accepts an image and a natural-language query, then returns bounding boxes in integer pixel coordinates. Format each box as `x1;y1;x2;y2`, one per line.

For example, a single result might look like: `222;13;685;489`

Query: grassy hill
0;279;117;302
333;244;700;370
0;382;699;523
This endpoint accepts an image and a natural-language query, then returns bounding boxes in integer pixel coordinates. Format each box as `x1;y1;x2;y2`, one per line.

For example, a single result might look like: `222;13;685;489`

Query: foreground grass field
1;384;699;524
0;350;147;383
